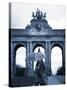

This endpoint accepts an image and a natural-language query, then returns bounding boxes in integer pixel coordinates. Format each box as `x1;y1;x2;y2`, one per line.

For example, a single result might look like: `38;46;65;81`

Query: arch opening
15;46;26;76
33;45;45;71
51;46;62;75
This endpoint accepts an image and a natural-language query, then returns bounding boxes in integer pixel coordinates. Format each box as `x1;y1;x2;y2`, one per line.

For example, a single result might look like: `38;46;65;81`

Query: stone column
11;43;15;77
26;42;29;68
10;42;14;79
29;42;33;69
62;43;65;75
49;42;52;75
26;42;30;56
9;42;14;86
26;42;30;73
63;43;65;68
45;41;51;75
29;42;32;53
10;42;16;86
29;42;34;76
26;42;34;76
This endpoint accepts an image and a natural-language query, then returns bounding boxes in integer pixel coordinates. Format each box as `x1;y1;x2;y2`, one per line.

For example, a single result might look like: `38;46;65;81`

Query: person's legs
35;75;40;86
35;81;39;86
40;76;47;85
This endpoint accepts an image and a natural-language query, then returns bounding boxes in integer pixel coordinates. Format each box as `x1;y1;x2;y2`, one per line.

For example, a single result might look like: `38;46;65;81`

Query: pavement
12;75;65;87
48;75;65;85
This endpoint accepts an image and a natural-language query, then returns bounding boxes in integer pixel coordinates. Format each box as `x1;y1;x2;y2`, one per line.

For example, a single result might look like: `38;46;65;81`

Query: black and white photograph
9;2;65;87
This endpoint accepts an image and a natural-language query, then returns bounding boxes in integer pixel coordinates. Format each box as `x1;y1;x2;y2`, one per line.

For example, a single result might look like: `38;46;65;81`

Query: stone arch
51;46;63;75
33;43;45;71
50;42;65;70
13;43;26;76
51;43;63;51
13;43;26;61
14;43;26;53
33;43;45;52
16;47;26;67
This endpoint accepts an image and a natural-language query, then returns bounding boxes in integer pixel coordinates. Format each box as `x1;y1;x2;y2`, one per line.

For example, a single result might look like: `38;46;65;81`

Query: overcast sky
11;2;66;29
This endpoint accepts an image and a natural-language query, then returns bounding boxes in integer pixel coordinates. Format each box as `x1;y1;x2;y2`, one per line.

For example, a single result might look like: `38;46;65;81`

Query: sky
11;2;66;29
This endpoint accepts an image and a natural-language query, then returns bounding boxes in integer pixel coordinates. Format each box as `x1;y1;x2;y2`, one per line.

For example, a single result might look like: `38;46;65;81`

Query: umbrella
26;52;45;61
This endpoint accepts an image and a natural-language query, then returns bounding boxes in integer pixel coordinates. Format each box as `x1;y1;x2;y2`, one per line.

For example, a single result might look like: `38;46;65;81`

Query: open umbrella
26;52;45;61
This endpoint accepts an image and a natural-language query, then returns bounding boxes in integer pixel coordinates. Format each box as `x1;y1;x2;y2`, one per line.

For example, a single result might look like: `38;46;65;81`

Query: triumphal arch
9;9;65;86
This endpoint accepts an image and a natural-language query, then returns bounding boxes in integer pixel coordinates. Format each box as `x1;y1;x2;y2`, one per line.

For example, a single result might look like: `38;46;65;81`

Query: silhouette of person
35;59;47;85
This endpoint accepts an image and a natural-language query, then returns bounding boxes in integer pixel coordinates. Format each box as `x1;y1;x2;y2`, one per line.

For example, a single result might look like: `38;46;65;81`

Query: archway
33;46;45;71
51;46;62;75
15;46;26;76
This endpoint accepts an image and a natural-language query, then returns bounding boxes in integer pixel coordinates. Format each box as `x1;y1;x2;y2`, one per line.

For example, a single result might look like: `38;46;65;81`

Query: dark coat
35;60;47;85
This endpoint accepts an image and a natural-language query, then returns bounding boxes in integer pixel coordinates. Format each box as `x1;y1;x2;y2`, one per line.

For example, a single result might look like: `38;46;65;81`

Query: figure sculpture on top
32;8;46;19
